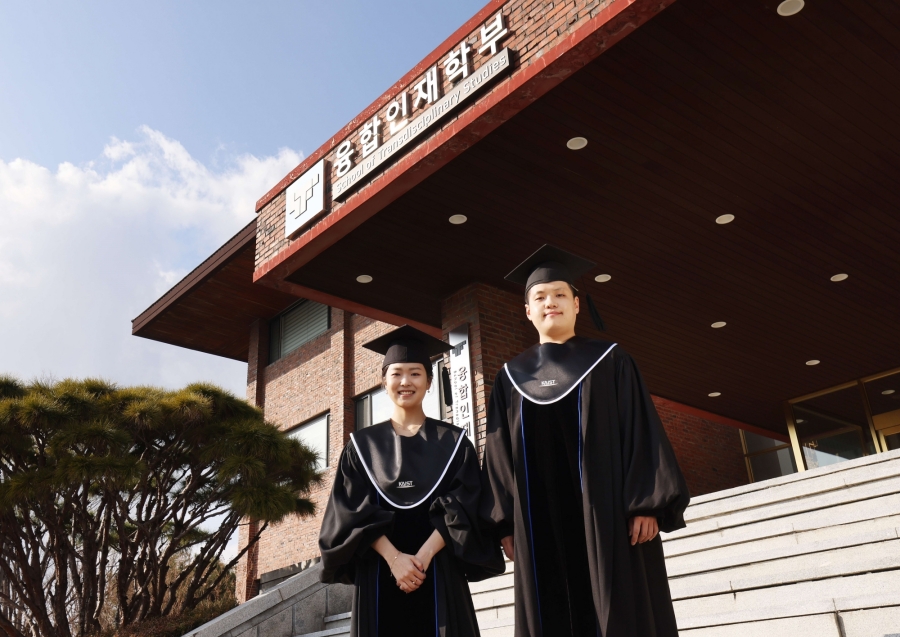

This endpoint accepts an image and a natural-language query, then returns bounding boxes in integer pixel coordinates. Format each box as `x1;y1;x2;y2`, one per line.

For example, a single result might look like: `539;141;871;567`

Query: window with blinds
269;300;330;363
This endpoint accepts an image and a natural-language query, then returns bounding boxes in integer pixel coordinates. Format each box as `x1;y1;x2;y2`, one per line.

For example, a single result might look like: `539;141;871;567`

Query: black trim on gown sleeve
429;437;506;582
479;370;516;540
318;442;394;584
615;350;690;533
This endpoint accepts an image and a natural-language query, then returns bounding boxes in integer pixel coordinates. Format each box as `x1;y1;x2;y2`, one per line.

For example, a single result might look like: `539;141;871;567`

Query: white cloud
0;127;301;396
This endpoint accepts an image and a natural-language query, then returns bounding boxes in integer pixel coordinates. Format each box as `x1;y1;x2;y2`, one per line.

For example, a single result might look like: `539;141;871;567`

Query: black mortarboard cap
505;244;607;331
362;325;452;370
505;244;596;292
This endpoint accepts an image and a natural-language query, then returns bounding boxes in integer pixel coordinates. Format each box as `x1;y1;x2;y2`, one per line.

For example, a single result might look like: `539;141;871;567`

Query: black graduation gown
319;419;505;637
480;337;690;637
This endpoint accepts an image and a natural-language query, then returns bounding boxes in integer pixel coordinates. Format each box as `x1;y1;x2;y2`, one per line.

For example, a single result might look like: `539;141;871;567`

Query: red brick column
441;284;535;456
237;319;268;602
246;318;268;409
237;519;260;603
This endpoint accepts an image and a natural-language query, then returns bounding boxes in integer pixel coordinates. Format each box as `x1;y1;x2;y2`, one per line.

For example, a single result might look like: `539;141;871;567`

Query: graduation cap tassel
586;293;607;332
441;366;453;406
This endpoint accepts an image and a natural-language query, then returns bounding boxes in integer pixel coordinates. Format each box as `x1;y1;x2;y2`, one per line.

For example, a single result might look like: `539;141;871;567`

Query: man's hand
628;516;659;546
500;535;514;561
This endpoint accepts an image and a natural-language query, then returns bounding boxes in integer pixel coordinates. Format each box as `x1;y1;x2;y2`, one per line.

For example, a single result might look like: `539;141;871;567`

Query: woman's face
383;363;432;410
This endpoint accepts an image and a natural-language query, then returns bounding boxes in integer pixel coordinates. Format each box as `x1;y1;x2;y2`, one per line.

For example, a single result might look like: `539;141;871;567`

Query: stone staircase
666;447;900;636
470;560;515;636
470;447;900;636
185;448;900;637
295;612;351;637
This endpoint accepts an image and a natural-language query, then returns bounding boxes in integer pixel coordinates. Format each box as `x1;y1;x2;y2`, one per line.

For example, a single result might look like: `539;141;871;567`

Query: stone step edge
671;560;900;601
473;596;514;612
687;448;900;508
469;575;515;594
472;538;900;598
664;507;900;559
677;590;900;630
324;612;351;623
668;480;900;541
293;626;350;637
478;617;516;630
684;461;900;523
667;526;900;578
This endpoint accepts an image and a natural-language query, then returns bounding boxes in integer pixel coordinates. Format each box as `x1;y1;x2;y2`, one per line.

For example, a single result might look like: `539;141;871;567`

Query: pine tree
0;376;320;637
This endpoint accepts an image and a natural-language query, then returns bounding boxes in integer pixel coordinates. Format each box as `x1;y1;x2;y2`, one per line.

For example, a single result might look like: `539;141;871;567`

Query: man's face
525;281;580;340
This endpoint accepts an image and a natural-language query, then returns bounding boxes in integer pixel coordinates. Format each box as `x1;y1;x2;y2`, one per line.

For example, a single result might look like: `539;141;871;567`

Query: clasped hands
389;550;429;593
373;530;446;594
499;515;659;561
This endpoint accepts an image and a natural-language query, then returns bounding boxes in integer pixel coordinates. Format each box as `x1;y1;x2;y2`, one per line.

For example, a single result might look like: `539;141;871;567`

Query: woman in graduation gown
319;325;504;637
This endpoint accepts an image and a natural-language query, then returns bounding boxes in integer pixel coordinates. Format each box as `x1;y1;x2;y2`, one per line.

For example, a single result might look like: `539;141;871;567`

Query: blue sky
0;0;486;398
1;1;486;169
0;0;489;562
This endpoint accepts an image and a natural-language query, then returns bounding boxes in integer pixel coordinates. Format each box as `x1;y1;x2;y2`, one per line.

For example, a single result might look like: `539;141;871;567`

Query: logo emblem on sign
285;159;326;237
541;380;557;386
398;481;415;488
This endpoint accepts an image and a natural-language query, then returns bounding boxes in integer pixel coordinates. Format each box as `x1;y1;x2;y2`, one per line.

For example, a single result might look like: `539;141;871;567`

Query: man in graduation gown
480;245;690;637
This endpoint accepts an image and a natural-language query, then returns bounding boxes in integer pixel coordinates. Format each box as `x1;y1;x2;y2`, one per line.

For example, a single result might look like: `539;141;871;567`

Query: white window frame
287;412;330;470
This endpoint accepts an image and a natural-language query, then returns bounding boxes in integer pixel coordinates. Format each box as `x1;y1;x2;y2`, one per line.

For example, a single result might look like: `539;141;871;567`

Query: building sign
449;324;476;445
284;159;326;237
332;13;511;200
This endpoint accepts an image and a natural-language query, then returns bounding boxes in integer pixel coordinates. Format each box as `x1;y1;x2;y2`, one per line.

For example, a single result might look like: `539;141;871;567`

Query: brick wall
442;283;535;455
350;314;393;397
251;310;347;582
236;311;399;601
236;321;267;603
655;399;749;497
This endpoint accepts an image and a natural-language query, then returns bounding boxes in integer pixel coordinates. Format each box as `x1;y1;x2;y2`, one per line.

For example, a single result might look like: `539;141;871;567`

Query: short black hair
525;282;578;303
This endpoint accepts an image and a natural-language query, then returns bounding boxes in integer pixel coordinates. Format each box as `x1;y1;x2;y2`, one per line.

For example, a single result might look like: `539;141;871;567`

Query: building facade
133;0;900;606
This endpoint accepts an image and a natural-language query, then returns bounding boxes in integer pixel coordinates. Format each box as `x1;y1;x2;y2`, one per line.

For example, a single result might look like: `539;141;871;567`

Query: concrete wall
186;565;352;637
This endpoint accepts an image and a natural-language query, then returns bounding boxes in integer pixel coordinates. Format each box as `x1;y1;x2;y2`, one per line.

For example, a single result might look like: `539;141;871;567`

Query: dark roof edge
131;219;257;335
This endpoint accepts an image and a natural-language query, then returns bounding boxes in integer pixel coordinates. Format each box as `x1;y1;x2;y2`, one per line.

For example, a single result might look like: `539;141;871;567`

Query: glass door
789;384;875;470
862;370;900;451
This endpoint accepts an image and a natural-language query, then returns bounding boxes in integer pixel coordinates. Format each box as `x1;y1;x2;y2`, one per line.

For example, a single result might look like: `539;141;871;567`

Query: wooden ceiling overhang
131;221;299;361
262;0;900;434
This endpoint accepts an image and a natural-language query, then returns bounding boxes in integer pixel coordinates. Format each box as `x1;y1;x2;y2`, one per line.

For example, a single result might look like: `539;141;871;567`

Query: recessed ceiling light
715;214;735;225
448;214;467;225
830;273;849;282
595;274;612;283
566;137;588;150
884;389;896;395
711;321;727;328
356;275;373;283
806;359;820;366
777;0;804;16
708;392;721;397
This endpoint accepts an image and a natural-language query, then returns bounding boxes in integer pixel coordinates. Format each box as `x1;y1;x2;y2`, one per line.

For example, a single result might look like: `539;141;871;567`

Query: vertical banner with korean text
448;324;476;446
